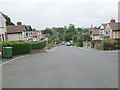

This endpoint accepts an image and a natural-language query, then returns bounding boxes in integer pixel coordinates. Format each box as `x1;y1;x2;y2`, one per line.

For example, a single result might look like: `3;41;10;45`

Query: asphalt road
2;46;118;88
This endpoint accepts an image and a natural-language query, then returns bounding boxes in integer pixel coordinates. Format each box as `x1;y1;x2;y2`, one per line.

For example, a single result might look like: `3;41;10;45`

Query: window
26;33;28;36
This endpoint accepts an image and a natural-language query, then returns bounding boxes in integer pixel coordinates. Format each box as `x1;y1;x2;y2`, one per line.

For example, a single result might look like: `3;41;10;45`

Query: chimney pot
17;22;22;25
110;19;116;23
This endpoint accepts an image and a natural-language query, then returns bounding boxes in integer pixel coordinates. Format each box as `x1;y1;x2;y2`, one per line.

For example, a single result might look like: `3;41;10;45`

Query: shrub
2;41;31;55
77;39;83;47
31;40;46;49
102;41;110;50
101;41;117;50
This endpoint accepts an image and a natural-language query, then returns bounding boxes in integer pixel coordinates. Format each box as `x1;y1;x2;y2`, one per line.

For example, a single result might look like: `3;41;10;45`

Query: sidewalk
78;47;119;53
1;48;47;65
0;47;56;65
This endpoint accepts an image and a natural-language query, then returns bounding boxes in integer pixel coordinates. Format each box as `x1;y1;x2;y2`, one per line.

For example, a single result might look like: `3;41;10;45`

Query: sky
0;0;119;30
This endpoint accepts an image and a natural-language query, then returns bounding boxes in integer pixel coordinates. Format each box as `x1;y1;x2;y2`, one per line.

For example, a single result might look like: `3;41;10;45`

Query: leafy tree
52;27;65;41
63;24;77;42
1;12;14;25
77;27;82;32
82;33;92;41
42;28;53;36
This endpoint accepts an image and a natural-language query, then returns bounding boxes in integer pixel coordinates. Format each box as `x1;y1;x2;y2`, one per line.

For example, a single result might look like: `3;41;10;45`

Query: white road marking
0;55;30;66
0;47;58;66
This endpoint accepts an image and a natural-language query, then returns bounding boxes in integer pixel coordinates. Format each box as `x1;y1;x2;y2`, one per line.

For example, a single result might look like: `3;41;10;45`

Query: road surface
2;46;118;88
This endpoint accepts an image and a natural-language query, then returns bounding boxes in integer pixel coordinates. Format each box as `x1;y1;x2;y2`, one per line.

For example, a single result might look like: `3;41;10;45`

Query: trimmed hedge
31;40;46;49
2;41;31;55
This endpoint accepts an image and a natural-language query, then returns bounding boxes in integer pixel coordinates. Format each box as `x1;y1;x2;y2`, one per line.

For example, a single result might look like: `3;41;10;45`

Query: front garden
96;39;120;50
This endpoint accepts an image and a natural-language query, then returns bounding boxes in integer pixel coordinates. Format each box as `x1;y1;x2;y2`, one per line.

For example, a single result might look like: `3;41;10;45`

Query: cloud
0;0;119;29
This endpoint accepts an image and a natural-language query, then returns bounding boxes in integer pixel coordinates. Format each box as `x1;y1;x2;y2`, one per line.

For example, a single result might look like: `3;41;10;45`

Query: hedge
2;41;31;55
31;40;46;49
96;41;120;50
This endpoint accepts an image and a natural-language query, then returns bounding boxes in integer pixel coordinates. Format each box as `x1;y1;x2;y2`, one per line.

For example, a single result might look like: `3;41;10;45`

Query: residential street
2;46;118;88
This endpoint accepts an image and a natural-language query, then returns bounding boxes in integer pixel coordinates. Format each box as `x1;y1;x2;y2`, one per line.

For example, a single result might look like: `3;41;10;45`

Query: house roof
7;25;33;34
108;22;120;31
32;31;39;37
102;23;107;28
7;25;26;33
90;29;99;35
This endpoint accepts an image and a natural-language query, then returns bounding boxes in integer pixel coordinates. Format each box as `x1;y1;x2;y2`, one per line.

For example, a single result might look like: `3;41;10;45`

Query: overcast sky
0;0;119;29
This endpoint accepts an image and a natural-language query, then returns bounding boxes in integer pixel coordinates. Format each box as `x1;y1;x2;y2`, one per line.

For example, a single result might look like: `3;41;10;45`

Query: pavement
1;46;118;88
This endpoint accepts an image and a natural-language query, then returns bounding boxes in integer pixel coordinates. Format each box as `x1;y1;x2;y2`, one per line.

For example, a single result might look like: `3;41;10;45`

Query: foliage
77;38;83;47
81;33;92;41
2;41;31;55
42;28;53;35
1;12;14;25
46;24;92;47
96;40;120;50
31;40;46;49
63;24;77;42
52;27;65;41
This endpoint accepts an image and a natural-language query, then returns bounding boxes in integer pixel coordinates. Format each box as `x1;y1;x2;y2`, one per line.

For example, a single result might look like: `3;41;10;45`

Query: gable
100;25;104;29
105;24;111;30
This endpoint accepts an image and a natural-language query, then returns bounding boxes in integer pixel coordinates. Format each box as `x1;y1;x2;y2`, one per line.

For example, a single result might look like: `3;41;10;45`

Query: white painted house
0;12;7;42
99;24;108;40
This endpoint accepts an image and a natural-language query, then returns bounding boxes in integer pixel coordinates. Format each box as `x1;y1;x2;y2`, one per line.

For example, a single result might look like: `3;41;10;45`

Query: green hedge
31;40;46;49
102;41;116;50
2;41;31;55
96;41;120;50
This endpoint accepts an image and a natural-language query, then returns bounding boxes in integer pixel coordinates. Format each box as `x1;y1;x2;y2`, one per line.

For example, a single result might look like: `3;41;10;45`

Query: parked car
66;42;71;46
61;41;65;45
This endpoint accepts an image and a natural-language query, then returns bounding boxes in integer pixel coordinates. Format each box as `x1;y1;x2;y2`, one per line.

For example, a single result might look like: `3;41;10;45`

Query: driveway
2;46;118;88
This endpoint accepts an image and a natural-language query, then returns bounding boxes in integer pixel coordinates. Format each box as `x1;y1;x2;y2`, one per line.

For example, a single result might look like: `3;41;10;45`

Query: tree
82;33;92;42
42;28;53;36
1;12;14;25
77;27;82;32
52;27;65;41
63;24;77;42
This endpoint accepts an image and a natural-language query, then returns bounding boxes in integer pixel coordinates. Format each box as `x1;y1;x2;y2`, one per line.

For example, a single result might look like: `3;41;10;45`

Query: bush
77;39;83;47
99;41;117;50
96;44;104;50
2;41;31;55
31;40;46;49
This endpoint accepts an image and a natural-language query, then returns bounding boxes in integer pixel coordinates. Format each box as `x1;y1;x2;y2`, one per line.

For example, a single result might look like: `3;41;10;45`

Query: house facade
99;19;120;40
7;22;33;42
90;29;101;48
90;29;100;40
105;21;120;39
32;30;41;42
0;12;7;42
99;24;109;40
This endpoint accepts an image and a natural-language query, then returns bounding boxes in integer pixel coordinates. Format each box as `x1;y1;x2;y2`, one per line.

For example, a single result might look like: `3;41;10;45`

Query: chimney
17;22;22;25
110;19;116;23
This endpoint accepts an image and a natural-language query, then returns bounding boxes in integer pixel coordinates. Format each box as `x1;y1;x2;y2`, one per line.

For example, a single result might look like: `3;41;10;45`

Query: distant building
0;12;7;41
90;28;101;48
90;29;100;40
32;30;41;42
